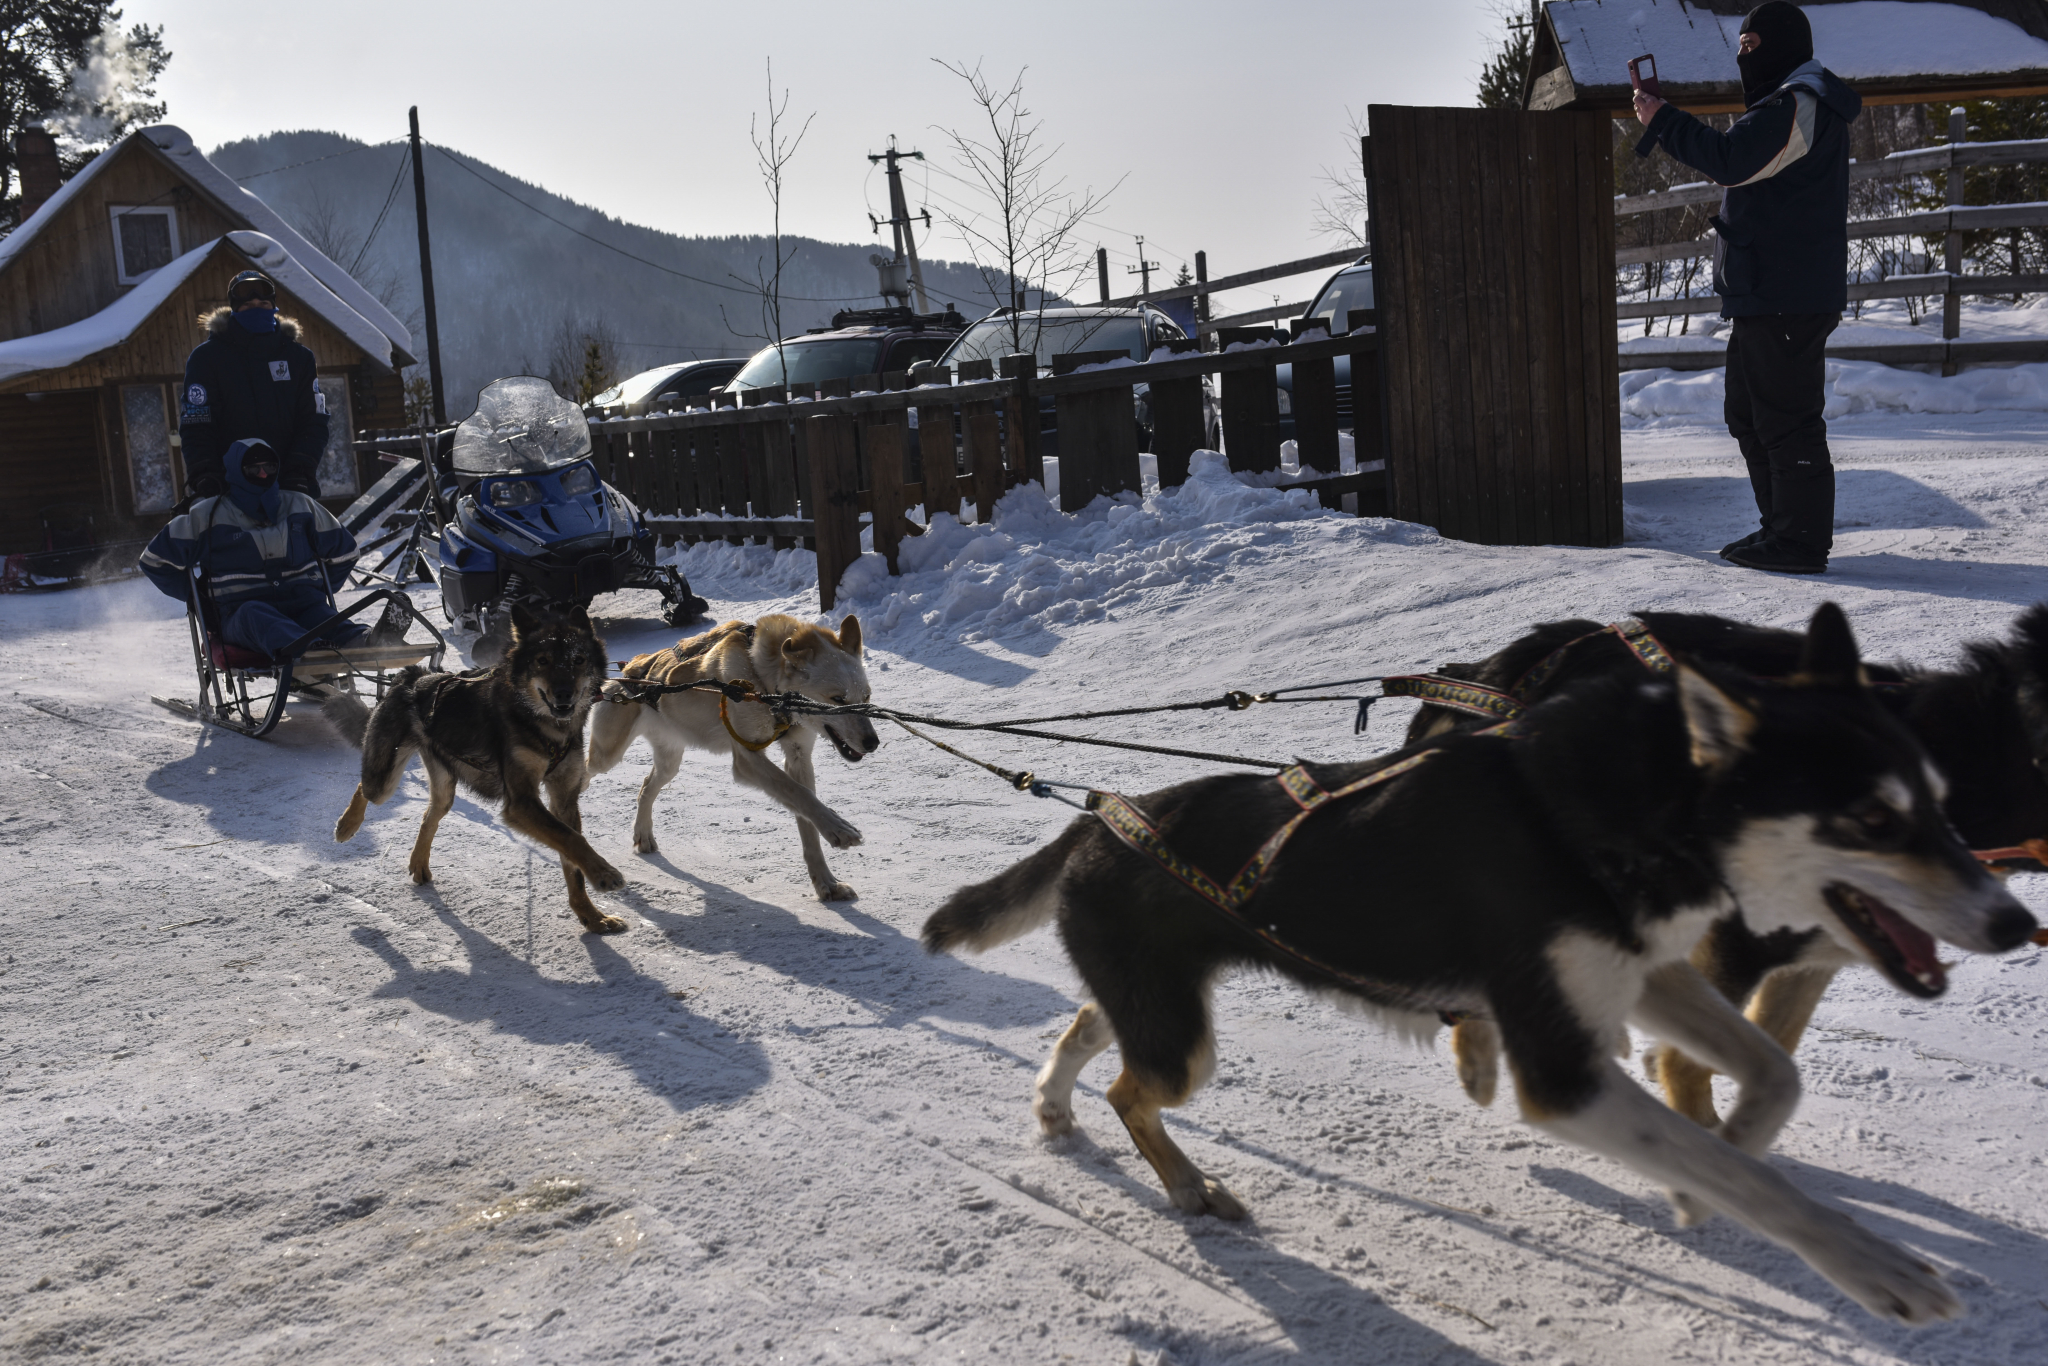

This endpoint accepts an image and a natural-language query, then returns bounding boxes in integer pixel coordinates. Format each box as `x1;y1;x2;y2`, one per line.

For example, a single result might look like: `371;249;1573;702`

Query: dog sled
152;557;446;739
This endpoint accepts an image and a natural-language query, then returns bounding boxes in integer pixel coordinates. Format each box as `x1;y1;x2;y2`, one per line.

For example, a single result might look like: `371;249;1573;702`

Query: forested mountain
205;130;1001;417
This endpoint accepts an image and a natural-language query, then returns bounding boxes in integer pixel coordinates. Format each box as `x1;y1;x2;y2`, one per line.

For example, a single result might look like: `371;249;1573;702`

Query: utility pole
1097;247;1109;303
408;106;446;426
867;136;931;313
1126;235;1160;298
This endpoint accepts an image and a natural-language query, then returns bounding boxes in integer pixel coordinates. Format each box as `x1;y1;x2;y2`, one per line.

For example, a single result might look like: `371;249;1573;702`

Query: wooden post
866;421;907;574
965;410;1004;523
1287;317;1341;477
763;413;799;550
999;352;1040;485
807;414;861;611
1217;327;1283;473
1051;350;1141;513
1194;250;1210;344
1145;336;1207;489
1944;106;1965;372
916;381;959;522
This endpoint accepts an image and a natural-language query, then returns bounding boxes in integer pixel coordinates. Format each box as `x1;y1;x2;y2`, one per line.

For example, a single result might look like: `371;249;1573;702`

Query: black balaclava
1739;2;1815;107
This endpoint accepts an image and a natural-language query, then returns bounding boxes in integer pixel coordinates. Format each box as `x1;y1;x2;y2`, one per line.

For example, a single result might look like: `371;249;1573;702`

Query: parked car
724;307;966;394
932;305;1220;463
589;357;746;416
1275;255;1373;455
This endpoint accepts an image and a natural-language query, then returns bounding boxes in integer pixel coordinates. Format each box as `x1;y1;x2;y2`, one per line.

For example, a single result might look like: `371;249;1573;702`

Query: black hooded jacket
179;307;330;496
1645;62;1862;319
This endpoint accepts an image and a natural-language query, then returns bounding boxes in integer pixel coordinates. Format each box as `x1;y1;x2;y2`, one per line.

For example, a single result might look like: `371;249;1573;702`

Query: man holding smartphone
1634;2;1862;574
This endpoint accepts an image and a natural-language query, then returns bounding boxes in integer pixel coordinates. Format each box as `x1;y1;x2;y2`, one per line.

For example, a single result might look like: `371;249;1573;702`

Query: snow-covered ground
6;405;2048;1365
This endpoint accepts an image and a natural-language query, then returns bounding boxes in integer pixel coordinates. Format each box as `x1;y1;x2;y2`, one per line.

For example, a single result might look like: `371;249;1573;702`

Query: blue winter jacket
140;451;360;615
1645;62;1863;318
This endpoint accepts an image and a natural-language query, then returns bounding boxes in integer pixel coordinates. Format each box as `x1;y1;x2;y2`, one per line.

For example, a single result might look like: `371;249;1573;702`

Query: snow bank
670;450;1431;645
1622;359;2048;427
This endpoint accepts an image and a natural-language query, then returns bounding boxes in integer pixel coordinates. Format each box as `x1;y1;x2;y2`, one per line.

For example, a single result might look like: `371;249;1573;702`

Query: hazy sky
144;0;1512;309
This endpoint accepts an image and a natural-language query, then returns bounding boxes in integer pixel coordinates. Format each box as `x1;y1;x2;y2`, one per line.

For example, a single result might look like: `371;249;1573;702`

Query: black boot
1726;538;1827;574
1720;528;1767;558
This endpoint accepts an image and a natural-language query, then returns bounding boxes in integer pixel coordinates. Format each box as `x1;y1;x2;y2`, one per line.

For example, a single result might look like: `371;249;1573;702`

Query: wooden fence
362;326;1386;612
1618;124;2048;342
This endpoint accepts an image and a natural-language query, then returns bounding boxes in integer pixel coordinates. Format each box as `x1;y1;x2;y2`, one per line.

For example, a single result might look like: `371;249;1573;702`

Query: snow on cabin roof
0;232;392;382
1533;1;2048;110
0;126;415;364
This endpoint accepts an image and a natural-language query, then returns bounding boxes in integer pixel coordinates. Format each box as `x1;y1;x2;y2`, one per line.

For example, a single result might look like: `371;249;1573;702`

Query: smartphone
1629;53;1661;98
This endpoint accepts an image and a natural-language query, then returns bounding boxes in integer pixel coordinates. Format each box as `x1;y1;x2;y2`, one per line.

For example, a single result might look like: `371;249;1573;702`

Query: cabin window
108;205;180;284
123;384;178;513
314;375;359;496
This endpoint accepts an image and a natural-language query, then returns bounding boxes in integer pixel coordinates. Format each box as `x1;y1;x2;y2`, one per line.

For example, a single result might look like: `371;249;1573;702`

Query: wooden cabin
0;125;416;557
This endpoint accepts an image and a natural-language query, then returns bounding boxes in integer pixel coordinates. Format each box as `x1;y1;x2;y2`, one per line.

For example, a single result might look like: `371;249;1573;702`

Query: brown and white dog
587;615;880;900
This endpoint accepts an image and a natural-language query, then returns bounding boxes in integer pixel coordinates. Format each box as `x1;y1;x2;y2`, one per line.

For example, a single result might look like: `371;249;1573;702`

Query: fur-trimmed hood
202;306;303;343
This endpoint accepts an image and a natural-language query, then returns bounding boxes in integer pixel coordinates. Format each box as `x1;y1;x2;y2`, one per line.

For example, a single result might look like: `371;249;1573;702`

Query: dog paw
815;880;858;902
1169;1177;1247;1221
409;861;433;885
1665;1187;1714;1228
579;911;629;935
1032;1096;1075;1136
1809;1217;1961;1324
817;817;862;850
585;861;627;892
633;833;659;855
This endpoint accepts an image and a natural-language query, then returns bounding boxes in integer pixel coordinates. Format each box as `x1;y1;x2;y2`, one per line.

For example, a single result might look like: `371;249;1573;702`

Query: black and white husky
922;605;2036;1325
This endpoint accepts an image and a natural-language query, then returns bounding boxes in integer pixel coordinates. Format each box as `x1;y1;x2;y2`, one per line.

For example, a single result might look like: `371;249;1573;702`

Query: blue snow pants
222;599;366;656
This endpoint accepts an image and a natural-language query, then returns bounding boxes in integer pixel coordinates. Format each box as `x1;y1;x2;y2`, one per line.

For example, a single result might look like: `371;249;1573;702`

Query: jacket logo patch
186;383;207;405
314;389;327;415
269;361;292;382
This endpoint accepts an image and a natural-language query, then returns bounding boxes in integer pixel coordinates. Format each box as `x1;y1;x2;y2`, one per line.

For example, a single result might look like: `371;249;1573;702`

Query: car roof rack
828;305;968;331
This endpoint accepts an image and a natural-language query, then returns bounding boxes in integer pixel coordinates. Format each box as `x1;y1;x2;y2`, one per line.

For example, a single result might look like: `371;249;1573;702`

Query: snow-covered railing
1613;138;2048;218
1618;202;2048;267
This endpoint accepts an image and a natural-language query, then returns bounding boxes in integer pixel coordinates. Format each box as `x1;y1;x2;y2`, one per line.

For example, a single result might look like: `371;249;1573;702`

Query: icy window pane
316;376;358;496
118;213;174;276
124;385;175;513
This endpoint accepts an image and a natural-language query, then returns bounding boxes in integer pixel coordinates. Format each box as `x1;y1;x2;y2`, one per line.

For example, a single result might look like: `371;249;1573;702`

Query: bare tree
1310;108;1370;250
286;184;424;340
930;59;1117;359
533;313;620;406
720;58;814;389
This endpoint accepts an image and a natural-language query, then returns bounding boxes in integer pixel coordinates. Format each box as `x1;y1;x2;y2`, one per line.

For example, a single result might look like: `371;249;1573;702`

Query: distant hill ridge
205;130;998;417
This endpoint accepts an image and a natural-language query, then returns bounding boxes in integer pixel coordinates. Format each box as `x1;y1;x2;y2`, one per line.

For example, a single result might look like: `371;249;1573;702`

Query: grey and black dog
924;604;2036;1325
327;599;627;934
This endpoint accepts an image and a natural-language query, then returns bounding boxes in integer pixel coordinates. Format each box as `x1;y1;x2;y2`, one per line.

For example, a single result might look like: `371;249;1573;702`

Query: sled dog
922;604;2036;1325
327;600;626;934
1403;605;2048;1123
586;614;880;901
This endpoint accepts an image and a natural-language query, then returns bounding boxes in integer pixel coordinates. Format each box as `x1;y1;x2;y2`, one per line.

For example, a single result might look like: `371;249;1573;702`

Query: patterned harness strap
1085;751;1455;1011
1378;674;1525;723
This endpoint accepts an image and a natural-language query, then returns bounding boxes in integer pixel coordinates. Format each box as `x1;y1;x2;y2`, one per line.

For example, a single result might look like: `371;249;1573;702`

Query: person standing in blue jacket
140;439;366;657
178;270;330;503
1635;2;1862;574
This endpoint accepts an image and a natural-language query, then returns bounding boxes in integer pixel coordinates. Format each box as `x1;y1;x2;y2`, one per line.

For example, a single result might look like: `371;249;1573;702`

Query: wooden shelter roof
1526;0;2048;114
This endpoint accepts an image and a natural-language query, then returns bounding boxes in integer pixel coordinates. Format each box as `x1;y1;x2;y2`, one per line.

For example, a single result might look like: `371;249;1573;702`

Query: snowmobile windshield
451;377;593;475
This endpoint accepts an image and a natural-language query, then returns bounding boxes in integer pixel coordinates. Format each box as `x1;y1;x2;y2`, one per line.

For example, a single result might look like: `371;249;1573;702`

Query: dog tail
323;693;372;750
922;820;1088;955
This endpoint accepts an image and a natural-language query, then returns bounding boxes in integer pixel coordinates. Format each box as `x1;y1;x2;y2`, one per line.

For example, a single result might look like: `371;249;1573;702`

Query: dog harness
1085;721;1526;1014
720;692;793;751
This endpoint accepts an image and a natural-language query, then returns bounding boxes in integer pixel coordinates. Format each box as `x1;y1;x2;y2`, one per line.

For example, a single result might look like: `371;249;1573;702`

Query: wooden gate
1367;106;1622;547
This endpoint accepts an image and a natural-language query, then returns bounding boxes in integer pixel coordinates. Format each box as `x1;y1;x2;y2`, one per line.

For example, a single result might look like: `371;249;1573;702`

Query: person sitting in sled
140;438;367;656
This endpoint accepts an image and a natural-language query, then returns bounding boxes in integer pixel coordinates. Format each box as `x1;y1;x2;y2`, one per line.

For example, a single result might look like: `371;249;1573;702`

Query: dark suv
725;307;966;394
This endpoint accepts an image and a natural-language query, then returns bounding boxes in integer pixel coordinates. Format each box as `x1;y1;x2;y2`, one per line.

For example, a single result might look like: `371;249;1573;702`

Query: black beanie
1739;2;1815;107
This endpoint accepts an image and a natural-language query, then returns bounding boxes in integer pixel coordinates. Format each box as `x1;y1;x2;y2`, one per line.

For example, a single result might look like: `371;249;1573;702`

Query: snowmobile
432;376;708;657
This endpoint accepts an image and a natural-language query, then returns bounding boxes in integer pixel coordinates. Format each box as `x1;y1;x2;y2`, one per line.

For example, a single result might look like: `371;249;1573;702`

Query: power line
231;140;399;183
427;143;876;303
350;146;411;275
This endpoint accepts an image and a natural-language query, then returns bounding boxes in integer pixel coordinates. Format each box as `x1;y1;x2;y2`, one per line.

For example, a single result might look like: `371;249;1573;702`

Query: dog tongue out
1868;896;1945;991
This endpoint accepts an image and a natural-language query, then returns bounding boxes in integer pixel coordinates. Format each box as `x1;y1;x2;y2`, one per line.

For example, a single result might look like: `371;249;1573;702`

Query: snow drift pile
1622;359;2048;427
